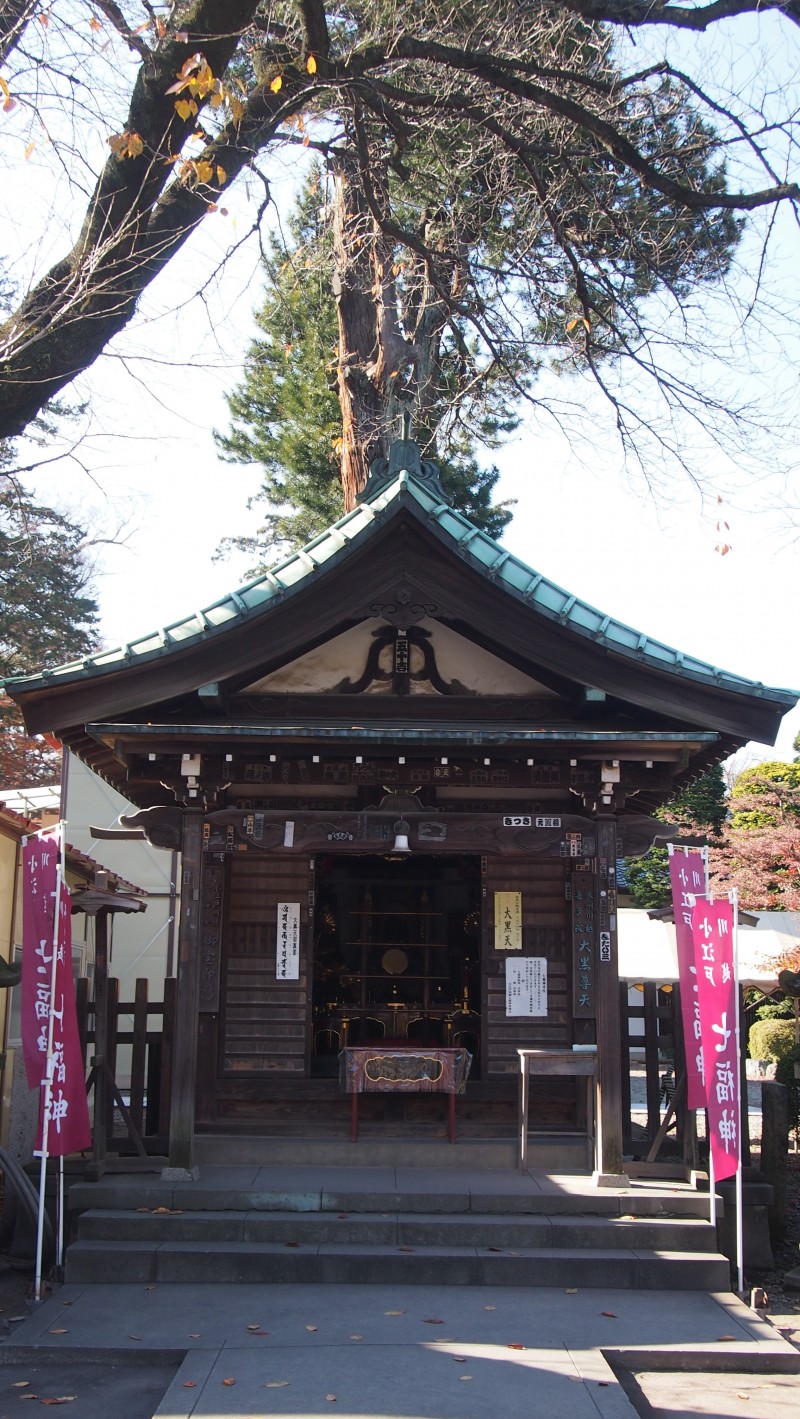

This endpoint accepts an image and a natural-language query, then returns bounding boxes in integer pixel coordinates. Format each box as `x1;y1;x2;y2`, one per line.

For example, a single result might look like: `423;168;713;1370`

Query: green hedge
748;1018;797;1062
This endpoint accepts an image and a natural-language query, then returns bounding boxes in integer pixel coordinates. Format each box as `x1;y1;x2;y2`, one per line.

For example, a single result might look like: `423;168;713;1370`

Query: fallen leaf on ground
248;1329;269;1336
128;1334;142;1340
458;1375;474;1381
246;1324;262;1332
507;1343;525;1350
135;1207;150;1213
326;1394;337;1402
338;1213;349;1219
305;1324;318;1332
189;1333;202;1339
384;1310;405;1316
398;1246;415;1253
19;1394;39;1400
350;1335;363;1341
565;1289;577;1294
737;1393;749;1400
144;1286;156;1292
48;1329;68;1335
717;1336;737;1342
264;1381;289;1388
422;1318;443;1325
222;1378;236;1386
486;1246;504;1253
601;1312;617;1318
452;1356;467;1363
183;1382;197;1389
285;1241;301;1248
40;1401;76;1407
598;1381;610;1387
12;1382;30;1388
484;1305;496;1311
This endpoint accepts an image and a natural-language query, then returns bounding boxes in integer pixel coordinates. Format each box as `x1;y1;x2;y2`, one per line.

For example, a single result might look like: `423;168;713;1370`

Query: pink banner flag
668;847;707;1110
691;898;740;1182
22;828;91;1157
21;828;60;1089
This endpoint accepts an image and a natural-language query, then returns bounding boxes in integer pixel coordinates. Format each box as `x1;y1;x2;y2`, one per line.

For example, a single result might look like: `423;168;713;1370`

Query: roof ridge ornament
358;412;453;506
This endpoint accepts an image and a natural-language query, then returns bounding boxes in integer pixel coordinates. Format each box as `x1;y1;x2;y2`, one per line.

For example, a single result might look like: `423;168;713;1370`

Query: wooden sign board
505;957;548;1016
276;902;300;980
494;891;522;950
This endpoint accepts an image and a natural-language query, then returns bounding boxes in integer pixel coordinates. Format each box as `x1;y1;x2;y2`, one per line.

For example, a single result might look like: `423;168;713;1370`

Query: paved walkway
1;1163;798;1418
1;1281;798;1419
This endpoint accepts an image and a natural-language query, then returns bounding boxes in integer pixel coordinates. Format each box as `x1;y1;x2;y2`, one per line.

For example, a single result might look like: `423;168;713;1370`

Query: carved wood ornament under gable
333;624;473;696
367;580;440;630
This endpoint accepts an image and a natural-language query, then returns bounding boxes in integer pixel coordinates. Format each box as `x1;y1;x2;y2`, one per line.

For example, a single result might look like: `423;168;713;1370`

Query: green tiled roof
4;455;796;709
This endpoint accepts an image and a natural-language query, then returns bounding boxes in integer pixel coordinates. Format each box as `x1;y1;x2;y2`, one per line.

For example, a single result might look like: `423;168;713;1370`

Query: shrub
748;1018;797;1062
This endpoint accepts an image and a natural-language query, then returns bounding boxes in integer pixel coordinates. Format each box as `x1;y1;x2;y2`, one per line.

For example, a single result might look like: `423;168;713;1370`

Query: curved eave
5;471;796;744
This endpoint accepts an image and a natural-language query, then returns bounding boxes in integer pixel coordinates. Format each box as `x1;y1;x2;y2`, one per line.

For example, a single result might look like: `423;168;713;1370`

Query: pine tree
0;481;99;789
215;168;515;567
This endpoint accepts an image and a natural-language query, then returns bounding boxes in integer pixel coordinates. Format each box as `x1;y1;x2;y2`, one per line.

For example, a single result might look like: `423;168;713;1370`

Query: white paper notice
505;957;548;1016
276;901;300;980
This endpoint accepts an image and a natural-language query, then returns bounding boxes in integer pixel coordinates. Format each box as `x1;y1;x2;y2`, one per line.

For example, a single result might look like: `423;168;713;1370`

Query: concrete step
191;1135;584;1170
64;1236;730;1289
66;1179;716;1220
75;1207;719;1253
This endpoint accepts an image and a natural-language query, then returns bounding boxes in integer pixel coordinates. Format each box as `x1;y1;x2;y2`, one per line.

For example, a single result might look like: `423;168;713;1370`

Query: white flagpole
730;888;744;1294
33;821;65;1304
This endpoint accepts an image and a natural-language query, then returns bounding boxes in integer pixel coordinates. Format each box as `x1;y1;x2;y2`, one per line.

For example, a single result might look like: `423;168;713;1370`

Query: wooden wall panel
484;857;570;1078
220;855;311;1076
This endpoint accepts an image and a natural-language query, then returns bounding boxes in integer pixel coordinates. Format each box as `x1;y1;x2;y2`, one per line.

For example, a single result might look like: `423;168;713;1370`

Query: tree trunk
332;137;424;509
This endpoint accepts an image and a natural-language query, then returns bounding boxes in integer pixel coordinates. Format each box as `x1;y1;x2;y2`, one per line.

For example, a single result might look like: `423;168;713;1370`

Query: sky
6;6;800;770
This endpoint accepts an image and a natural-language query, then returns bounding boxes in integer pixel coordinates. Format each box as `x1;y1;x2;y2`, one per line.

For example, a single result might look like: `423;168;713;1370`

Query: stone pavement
1;1281;799;1419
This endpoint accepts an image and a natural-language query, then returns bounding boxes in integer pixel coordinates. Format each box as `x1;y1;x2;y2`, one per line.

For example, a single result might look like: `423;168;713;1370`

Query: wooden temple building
6;437;796;1178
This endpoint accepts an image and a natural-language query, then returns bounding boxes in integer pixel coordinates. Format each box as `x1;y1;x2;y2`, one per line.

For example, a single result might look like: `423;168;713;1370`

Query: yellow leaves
177;157;227;190
566;316;591;333
270;75;283;93
108;130;144;160
167;52;246;126
0;74;16;113
89;14;102;32
307;55;317;74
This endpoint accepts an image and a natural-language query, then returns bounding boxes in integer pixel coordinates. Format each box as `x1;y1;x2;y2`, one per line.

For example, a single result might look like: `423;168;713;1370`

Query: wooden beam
595;814;626;1181
166;808;204;1174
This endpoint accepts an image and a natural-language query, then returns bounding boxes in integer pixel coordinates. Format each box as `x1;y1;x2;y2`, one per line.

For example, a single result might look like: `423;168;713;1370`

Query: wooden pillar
89;906;110;1177
167;807;204;1174
594;813;627;1181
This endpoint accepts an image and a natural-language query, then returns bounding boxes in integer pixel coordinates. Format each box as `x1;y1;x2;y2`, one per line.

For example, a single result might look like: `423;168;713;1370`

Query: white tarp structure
618;908;800;990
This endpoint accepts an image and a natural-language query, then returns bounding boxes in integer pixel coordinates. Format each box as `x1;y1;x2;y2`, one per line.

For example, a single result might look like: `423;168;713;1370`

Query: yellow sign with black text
494;891;522;950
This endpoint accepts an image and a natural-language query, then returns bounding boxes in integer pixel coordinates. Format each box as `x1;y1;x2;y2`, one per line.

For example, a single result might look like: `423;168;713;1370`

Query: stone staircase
64;1161;730;1292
